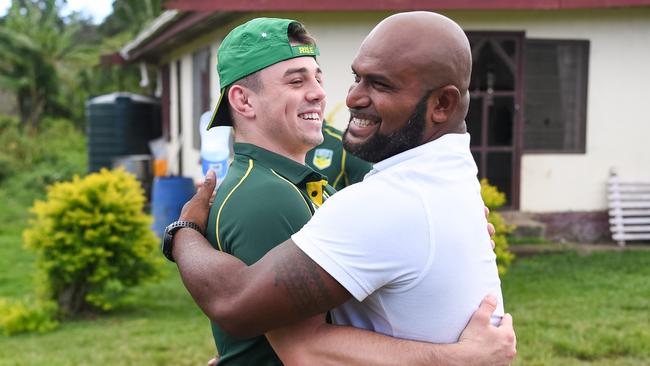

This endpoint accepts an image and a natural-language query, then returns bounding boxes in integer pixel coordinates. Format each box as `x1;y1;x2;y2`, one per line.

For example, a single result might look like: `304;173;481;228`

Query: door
466;32;524;209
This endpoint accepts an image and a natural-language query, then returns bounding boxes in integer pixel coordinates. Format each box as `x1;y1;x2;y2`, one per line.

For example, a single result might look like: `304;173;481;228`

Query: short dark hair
288;21;317;45
234;73;261;92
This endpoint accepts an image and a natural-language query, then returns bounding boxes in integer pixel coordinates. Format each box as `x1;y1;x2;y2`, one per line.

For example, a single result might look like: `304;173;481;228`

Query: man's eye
290;79;303;85
373;81;389;89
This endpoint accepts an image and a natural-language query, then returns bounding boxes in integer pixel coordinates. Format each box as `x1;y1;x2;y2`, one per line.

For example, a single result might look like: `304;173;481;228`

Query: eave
164;0;650;11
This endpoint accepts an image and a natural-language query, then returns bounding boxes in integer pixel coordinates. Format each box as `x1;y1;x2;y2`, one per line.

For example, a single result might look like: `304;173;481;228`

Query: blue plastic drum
151;176;195;237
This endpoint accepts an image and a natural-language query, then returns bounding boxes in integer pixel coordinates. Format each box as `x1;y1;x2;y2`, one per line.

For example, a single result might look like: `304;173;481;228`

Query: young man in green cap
202;17;336;365
167;15;515;366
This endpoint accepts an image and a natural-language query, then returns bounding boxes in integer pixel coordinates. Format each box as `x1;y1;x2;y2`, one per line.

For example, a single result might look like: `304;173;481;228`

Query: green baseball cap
207;17;320;129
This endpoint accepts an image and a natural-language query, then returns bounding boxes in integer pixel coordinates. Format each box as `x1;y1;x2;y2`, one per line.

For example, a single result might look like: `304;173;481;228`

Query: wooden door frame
466;31;525;209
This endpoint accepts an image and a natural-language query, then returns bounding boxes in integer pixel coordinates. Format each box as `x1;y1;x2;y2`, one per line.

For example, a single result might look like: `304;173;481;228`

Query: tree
0;0;165;129
0;0;84;127
100;0;164;37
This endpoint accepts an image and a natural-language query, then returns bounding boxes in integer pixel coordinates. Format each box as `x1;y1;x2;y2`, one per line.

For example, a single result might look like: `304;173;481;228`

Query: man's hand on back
485;206;496;249
456;295;517;366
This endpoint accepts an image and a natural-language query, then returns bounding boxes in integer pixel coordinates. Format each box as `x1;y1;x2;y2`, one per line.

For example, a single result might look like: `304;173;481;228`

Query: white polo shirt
292;133;504;343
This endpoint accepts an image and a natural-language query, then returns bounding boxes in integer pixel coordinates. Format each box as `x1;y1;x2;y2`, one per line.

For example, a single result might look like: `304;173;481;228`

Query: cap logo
297;46;315;54
261;32;268;38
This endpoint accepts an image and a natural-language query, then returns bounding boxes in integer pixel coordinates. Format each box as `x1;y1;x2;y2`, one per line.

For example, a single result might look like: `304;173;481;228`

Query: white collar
365;133;470;178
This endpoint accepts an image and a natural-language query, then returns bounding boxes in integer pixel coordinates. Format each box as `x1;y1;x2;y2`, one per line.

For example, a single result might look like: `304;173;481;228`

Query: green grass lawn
0;186;215;365
1;182;649;365
0;266;215;365
503;250;650;365
0;249;215;365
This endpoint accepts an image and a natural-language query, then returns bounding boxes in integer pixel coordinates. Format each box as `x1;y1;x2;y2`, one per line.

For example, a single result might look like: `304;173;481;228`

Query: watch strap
162;220;203;262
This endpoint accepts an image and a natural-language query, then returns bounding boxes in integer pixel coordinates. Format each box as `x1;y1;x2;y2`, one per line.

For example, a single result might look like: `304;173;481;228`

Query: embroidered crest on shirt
312;148;333;170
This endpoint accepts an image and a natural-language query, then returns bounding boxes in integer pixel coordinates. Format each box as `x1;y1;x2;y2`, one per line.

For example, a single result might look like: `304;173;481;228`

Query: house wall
162;8;650;211
168;61;181;176
449;9;650;212
160;29;222;181
179;54;200;181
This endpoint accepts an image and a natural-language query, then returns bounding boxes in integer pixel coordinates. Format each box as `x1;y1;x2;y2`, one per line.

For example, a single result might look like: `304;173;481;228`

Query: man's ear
228;85;256;119
428;85;460;124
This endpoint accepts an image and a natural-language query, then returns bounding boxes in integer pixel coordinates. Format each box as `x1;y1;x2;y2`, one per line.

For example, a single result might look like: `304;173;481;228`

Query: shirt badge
312;148;333;170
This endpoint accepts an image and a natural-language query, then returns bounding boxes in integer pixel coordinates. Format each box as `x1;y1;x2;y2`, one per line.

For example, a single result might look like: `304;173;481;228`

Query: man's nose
306;81;326;102
346;82;370;109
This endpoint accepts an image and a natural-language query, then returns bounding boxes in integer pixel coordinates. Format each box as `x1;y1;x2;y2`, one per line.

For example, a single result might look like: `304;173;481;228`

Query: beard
343;91;430;163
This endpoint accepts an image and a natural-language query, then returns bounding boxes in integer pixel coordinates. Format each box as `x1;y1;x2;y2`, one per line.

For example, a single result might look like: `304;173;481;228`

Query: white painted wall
168;60;180;176
179;55;203;182
166;8;650;211
448;9;650;211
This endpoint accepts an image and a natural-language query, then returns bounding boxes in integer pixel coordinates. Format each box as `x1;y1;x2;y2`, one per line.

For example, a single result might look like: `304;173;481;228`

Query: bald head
343;12;472;160
362;11;472;93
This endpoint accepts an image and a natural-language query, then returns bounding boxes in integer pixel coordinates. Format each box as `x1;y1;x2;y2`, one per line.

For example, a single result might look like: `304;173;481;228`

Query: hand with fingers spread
456;295;517;366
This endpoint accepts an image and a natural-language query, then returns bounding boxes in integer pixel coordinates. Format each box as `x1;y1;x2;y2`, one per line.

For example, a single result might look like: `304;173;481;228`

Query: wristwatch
162;220;203;262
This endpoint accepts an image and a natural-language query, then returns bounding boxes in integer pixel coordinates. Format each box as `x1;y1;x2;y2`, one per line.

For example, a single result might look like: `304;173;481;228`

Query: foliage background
0;0;161;129
0;0;165;335
23;168;161;317
481;178;515;274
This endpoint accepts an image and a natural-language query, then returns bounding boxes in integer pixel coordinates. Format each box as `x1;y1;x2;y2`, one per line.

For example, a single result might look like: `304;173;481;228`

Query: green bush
480;179;515;275
0;297;59;335
0;115;86;189
23;168;161;316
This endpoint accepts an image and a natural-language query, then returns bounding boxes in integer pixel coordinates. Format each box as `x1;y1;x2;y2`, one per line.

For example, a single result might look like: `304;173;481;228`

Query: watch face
162;225;175;261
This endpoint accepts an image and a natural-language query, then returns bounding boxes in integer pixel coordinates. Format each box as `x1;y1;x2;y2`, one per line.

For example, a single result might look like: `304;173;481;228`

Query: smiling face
344;87;432;163
342;39;434;163
248;56;326;161
342;12;473;163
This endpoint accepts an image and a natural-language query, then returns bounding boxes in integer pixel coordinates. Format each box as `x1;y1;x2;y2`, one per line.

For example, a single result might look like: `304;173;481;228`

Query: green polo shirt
205;143;336;365
306;123;373;190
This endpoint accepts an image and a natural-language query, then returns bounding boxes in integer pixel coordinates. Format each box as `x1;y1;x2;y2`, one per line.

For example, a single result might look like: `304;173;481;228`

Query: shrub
23;168;161;316
0;297;59;336
480;179;515;275
0;115;86;189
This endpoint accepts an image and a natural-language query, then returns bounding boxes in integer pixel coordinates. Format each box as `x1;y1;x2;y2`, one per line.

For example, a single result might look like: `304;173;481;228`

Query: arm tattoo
273;244;334;317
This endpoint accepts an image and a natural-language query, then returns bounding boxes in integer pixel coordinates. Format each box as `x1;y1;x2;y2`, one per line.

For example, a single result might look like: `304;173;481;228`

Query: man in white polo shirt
172;11;515;365
293;133;500;343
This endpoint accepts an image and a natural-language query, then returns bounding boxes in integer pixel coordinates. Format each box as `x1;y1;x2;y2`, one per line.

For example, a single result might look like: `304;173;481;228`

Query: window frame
522;38;590;154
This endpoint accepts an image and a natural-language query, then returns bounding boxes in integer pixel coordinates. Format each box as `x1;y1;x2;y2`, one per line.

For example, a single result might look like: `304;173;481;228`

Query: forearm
173;231;348;337
267;316;466;366
299;325;466;366
172;228;249;330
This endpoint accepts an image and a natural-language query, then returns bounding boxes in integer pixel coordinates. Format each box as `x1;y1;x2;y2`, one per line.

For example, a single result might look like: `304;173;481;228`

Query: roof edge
164;0;650;11
120;10;182;61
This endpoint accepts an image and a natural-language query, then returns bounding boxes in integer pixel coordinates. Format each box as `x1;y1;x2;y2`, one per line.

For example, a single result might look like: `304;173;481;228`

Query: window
523;40;589;152
192;48;211;149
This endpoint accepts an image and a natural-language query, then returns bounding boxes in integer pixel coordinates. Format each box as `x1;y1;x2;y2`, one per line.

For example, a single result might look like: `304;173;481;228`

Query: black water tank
86;93;162;172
